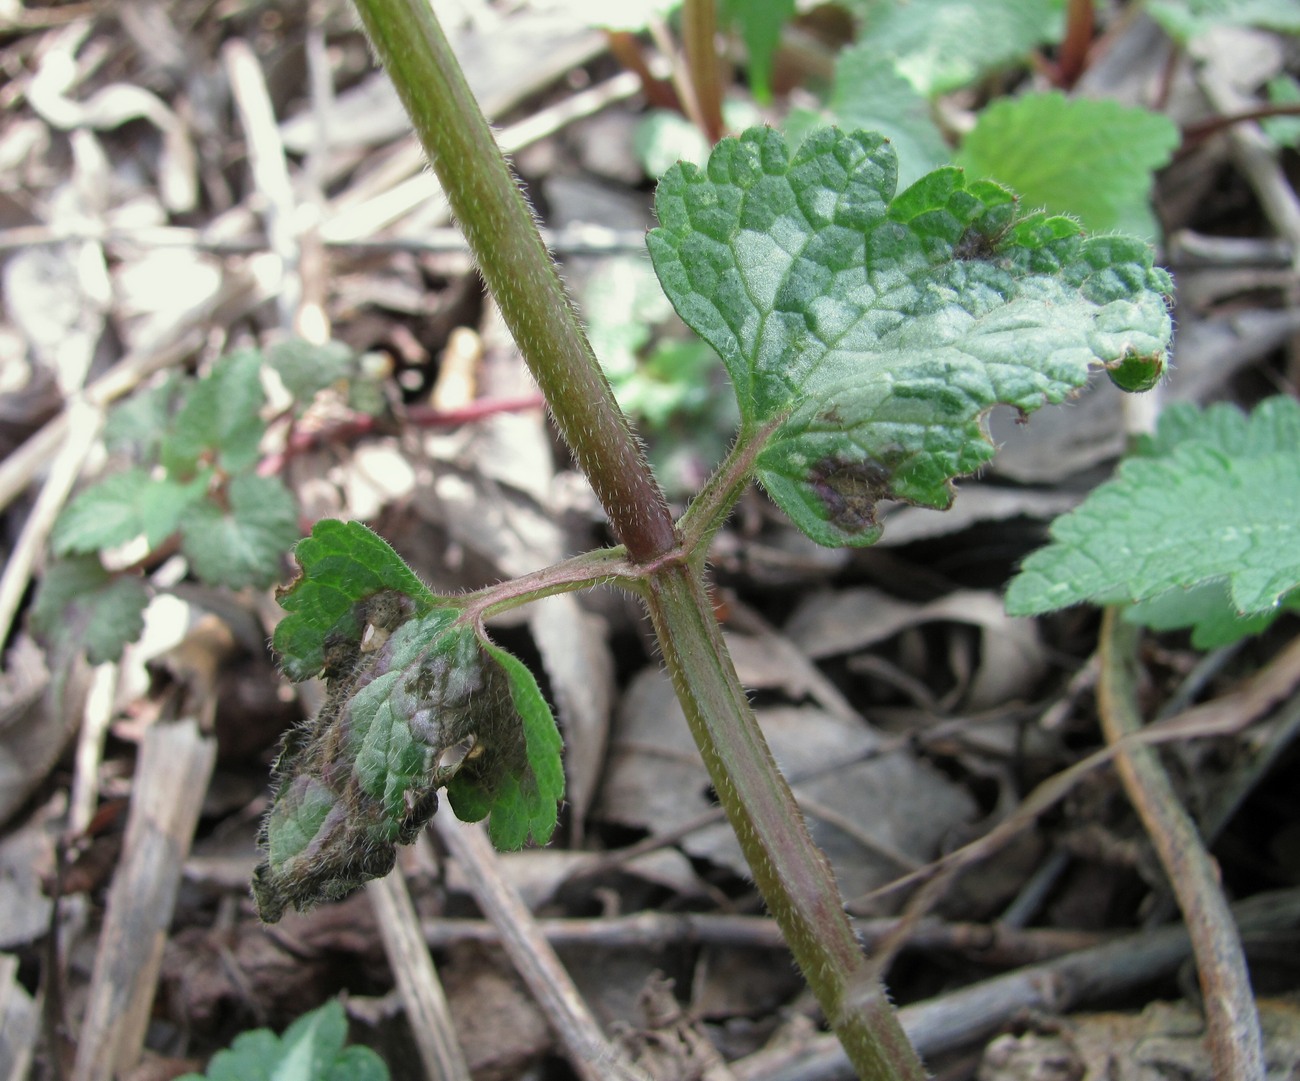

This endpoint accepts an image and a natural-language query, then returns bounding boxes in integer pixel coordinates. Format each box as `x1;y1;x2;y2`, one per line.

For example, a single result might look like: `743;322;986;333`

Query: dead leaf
0;635;63;827
979;997;1300;1081
784;588;1047;711
600;670;976;902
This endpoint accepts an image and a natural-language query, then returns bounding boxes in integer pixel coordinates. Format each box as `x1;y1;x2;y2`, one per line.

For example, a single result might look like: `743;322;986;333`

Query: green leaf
847;0;1064;96
257;603;475;920
635;101;764;181
585;257;674;383
1125;580;1300;649
103;374;188;462
582;256;724;427
721;0;795;104
175;999;388;1081
1136;396;1300;460
344;353;392;418
52;468;209;555
635;110;713;181
255;521;564;920
273;519;438;683
1006;397;1300;635
827;44;948;188
30;557;149;664
180;473;300;589
1263;76;1300;149
955;92;1180;237
620;339;724;428
446;640;565;850
647;126;1174;547
161;349;267;476
267;339;356;404
1147;0;1300;40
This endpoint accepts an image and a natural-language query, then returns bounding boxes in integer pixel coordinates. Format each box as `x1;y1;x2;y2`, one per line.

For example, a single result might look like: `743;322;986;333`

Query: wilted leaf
273;519;437;683
447;639;565;850
255;520;564;921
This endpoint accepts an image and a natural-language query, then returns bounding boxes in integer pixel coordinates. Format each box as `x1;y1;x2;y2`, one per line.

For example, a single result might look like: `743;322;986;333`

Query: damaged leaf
647;126;1174;547
255;520;563;922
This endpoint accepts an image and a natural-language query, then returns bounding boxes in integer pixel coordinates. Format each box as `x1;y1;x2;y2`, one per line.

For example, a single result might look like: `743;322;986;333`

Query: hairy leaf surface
648;126;1174;546
956;93;1180;237
446;640;566;850
827;43;948;188
273;518;437;682
256;520;563;920
1006;397;1300;644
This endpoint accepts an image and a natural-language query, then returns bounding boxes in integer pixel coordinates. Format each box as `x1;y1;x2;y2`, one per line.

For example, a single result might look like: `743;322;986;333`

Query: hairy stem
460;547;631;625
678;418;783;553
645;563;928;1081
351;0;675;564
353;3;926;1076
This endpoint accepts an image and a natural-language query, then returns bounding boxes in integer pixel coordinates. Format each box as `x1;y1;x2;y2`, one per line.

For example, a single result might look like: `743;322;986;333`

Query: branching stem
350;2;929;1076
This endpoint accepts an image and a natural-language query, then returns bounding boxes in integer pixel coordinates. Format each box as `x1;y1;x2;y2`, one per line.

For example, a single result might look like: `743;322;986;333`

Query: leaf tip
1104;348;1167;393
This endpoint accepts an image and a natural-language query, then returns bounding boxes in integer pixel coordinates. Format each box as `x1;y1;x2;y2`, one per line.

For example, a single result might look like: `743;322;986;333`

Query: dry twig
729;886;1300;1081
433;815;651;1081
367;871;471;1081
1097;609;1264;1081
70;721;217;1081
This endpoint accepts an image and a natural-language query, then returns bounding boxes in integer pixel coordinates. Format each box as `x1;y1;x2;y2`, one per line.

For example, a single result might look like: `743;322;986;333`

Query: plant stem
1097;610;1264;1081
678;418;782;552
352;3;927;1075
681;0;726;143
460;547;631;625
351;0;675;564
1053;0;1094;88
645;562;928;1081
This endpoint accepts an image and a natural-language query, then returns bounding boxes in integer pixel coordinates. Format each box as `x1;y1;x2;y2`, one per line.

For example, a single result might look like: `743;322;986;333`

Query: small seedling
175;998;388;1081
32;340;385;664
